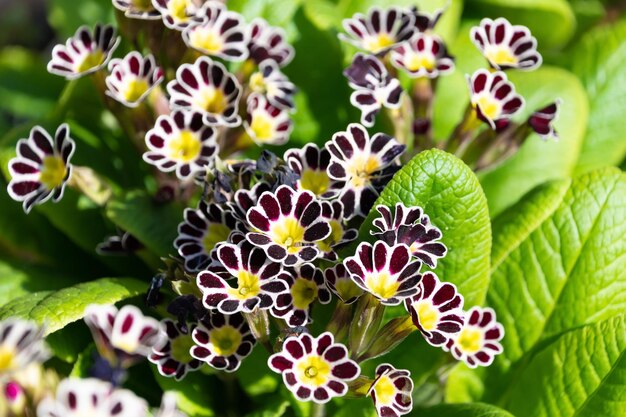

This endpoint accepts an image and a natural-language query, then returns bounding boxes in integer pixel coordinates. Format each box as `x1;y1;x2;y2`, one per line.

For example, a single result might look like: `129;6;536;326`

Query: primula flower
471;17;542;71
344;53;403;127
371;203;447;268
196;241;289;314
326;123;405;218
246;185;331;266
190;312;256;372
249;61;296;110
47;24;120;79
368;363;413;417
113;0;160;19
37;378;148;417
268;332;360;404
284;143;343;199
174;201;240;272
244;93;293;146
410;5;445;32
528;100;560;140
182;2;249;61
317;201;358;261
468;69;524;129
247;18;295;66
7;124;75;214
0;319;49;376
152;0;203;30
167;56;242;127
232;181;272;222
390;33;454;78
344;241;422;306
272;263;331;327
445;306;504;368
324;263;364;304
149;319;202;380
84;304;161;367
405;272;464;347
105;52;164;107
143;110;218;180
340;7;416;54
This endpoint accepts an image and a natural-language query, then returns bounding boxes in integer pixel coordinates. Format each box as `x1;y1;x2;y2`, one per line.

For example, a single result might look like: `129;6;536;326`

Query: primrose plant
2;1;561;416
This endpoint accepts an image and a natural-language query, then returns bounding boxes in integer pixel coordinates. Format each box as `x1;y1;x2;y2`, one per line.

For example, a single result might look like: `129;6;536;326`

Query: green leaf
238;346;279;397
361;149;491;306
0;277;146;334
506;315;626;417
484;168;626;394
70;344;97;377
570;20;626;174
415;403;514;417
152;369;216;417
106;191;183;258
48;0;114;38
245;396;289;417
464;0;576;49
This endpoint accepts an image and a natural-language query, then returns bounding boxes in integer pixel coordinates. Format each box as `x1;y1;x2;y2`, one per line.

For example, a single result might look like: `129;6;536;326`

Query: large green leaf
506;315;626;417
415;403;514;417
153;370;216;417
0;277;146;334
361;149;491;306
570;20;626;174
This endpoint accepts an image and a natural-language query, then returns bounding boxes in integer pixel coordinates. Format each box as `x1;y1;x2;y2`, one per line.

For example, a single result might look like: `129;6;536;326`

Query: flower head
368;363;413;417
445;306;504;368
468;69;524;129
340;7;416;54
182;2;249;61
390;33;454;78
371;203;447;268
0;319;49;377
317;201;358;261
167;56;242;127
272;263;331;327
410;5;445;32
471;18;542;71
249;61;296;110
344;241;422;305
247;18;294;66
105;52;164;107
143;110;218;180
84;304;161;368
326;123;405;218
149;319;202;380
113;0;161;19
47;24;119;79
153;0;203;30
174;201;240;272
405;272;464;347
37;378;148;417
268;332;360;403
324;263;364;304
190;312;255;372
232;181;272;222
196;241;289;314
344;53;403;127
528;100;560;140
7;124;75;214
284;144;343;199
244;93;293;146
246;185;331;266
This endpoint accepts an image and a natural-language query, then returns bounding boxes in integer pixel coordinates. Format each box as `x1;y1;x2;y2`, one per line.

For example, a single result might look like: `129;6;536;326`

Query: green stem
311;402;326;417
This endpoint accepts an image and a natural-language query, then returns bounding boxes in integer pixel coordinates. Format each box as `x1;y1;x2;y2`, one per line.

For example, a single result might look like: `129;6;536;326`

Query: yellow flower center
194;86;228;114
457;327;483;354
168;130;202;163
300;169;330;196
202;223;231;253
474;94;501;120
132;0;154;11
112;332;140;354
413;300;439;331
39;156;67;190
291;278;319;310
209;325;242;357
227;270;262;300
316;219;343;253
121;77;149;103
295;355;332;387
405;52;436;72
371;375;396;405
249;113;275;142
364;271;400;300
485;46;518;66
249;72;267;94
0;347;16;372
364;33;395;53
189;28;224;54
269;217;306;254
170;334;195;363
346;154;380;188
169;0;191;21
77;50;105;73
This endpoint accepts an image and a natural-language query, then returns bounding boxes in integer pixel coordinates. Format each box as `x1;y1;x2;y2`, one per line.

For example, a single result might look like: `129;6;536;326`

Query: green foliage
415;403;515;417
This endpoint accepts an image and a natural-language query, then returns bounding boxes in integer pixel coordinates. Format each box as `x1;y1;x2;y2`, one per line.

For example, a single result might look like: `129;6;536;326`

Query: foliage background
0;0;625;416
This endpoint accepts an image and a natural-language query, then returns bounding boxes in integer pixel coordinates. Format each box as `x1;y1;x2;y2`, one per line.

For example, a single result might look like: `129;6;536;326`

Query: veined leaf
415;402;514;417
